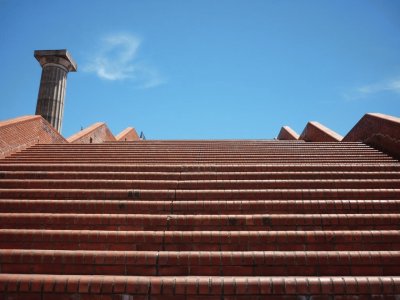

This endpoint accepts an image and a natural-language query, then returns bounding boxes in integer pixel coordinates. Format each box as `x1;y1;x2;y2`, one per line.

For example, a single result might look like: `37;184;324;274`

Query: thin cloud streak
344;77;400;100
84;33;165;88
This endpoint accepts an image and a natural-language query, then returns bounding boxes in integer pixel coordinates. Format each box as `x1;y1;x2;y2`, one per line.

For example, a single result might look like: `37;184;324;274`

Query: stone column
34;50;77;133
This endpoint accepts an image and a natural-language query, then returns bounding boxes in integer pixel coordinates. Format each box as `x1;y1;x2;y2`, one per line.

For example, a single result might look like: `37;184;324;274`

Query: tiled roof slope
0;139;400;298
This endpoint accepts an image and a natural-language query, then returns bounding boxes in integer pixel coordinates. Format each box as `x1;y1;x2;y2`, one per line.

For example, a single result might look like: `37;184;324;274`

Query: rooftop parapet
116;127;140;141
343;113;400;160
299;121;343;142
67;122;116;144
277;126;299;140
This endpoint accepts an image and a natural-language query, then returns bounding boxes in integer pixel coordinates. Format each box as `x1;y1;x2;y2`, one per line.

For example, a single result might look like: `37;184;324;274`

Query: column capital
34;49;77;72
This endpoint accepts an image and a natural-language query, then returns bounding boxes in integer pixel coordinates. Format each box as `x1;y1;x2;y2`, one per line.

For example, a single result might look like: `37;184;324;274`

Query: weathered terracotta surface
344;113;400;160
277;126;299;140
299;121;343;142
0;140;399;298
1;113;400;298
67;122;116;143
116;127;140;141
0;115;66;158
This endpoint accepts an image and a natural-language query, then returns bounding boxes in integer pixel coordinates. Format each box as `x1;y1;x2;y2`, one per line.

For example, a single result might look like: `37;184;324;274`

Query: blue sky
0;0;399;139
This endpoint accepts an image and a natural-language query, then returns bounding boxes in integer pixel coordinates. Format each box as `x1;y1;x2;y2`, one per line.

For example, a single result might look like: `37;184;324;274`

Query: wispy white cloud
343;77;400;100
84;33;165;88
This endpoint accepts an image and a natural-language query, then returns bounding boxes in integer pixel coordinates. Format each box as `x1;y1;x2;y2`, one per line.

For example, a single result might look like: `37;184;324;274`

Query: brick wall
343;113;400;160
0;115;66;158
277;126;299;140
300;121;343;142
67;122;116;144
116;127;140;141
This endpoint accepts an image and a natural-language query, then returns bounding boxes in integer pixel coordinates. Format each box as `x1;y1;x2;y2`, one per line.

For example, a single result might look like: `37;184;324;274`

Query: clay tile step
11;150;387;155
0;229;399;251
8;153;391;158
1;179;400;190
1;163;400;172
1;250;399;276
0;274;399;296
2;199;400;214
1;140;400;299
1;188;399;200
1;157;395;164
1;170;400;180
1;213;399;231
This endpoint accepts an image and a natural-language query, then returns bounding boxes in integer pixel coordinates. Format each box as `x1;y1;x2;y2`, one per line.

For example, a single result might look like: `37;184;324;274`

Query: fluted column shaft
35;64;67;132
34;50;77;133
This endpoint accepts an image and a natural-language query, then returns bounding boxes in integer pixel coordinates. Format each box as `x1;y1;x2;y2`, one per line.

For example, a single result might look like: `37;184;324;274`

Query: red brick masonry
0;115;141;156
0;114;400;299
0;115;66;159
277;126;299;140
0;140;399;298
115;127;140;141
344;113;400;160
300;121;343;142
0;274;399;298
67;122;116;143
